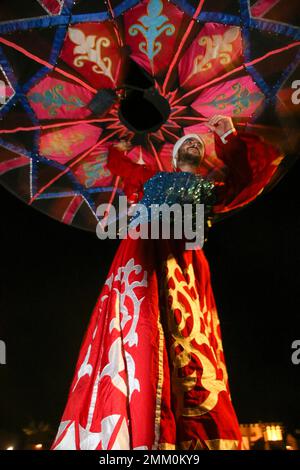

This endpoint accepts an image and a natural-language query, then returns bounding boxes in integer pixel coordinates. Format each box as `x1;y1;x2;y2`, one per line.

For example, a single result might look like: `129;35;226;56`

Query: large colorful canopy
0;0;299;230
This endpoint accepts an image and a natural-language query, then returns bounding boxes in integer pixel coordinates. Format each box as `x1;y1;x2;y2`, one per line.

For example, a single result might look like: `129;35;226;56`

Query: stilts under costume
52;130;281;450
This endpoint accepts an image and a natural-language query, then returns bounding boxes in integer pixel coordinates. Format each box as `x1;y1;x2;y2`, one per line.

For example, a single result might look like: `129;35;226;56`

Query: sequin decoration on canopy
0;0;299;230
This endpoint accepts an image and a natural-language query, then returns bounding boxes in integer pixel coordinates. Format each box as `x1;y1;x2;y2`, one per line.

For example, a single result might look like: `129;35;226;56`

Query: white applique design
53;415;130;450
72;345;93;392
56;259;147;449
68;27;113;81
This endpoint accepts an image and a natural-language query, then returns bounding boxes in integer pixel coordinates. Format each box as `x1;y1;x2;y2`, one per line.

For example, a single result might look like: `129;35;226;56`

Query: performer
52;116;281;450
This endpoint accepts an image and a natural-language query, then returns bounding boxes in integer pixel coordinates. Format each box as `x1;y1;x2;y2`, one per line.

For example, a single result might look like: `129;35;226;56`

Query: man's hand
113;139;133;153
206;115;235;138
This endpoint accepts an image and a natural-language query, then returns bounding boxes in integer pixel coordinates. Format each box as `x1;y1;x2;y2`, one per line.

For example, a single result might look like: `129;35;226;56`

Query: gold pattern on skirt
162;254;227;417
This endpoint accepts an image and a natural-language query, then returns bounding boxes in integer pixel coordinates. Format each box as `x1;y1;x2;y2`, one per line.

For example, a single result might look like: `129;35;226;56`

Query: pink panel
60;22;123;89
28;76;93;120
178;23;243;89
40;124;102;164
73;146;114;188
191;76;265;118
124;0;184;77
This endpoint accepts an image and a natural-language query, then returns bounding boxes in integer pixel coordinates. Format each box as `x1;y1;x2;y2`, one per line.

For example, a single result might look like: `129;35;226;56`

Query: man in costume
52;116;280;450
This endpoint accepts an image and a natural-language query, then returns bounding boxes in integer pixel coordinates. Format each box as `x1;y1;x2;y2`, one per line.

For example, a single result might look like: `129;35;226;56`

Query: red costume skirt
52;237;242;450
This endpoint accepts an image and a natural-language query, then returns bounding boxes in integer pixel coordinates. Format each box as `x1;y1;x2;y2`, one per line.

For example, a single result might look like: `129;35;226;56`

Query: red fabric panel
52;237;242;450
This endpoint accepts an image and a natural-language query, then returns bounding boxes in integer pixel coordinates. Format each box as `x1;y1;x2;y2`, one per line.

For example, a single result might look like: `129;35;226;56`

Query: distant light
264;425;283;442
35;443;43;450
6;446;14;450
286;445;293;450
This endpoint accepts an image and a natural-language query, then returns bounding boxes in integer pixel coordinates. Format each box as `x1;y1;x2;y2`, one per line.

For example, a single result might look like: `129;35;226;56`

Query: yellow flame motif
162;254;228;418
42;130;85;157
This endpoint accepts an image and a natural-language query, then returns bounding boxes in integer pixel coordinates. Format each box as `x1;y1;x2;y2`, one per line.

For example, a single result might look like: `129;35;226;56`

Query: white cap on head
172;133;205;169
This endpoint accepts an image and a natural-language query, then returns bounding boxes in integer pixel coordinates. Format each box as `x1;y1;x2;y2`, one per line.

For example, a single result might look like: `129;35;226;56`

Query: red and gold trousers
52;237;242;450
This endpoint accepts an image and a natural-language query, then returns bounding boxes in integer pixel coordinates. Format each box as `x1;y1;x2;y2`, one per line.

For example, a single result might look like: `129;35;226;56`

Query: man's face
177;137;205;168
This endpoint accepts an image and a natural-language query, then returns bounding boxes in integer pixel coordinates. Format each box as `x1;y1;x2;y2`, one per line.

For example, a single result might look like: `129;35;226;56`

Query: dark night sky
0;158;299;436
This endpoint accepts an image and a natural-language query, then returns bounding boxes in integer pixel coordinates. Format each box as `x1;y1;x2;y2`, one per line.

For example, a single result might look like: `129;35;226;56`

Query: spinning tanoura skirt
52;237;242;450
